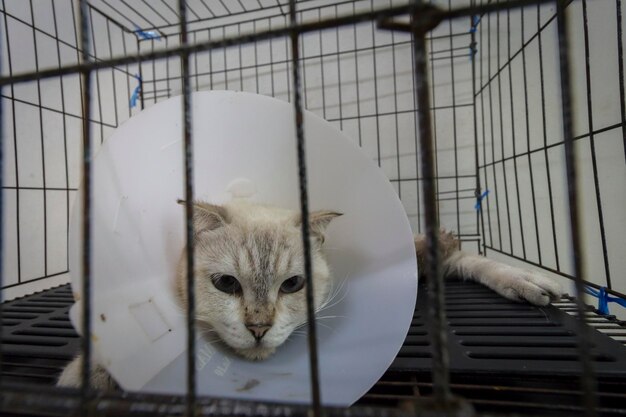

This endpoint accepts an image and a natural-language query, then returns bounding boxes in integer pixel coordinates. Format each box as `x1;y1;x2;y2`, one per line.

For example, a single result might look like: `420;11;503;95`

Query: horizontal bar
478;121;625;170
390;174;477;181
0;0;553;87
0;384;459;417
0;271;69;291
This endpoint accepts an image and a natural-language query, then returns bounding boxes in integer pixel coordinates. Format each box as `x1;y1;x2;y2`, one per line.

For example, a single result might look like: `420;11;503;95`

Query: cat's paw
496;268;562;306
235;346;276;361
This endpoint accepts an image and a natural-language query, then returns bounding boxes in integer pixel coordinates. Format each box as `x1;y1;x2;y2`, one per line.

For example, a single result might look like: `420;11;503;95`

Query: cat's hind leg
57;354;118;391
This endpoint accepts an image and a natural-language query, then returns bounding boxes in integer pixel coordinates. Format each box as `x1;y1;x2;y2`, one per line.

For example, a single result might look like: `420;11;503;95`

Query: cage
1;0;626;416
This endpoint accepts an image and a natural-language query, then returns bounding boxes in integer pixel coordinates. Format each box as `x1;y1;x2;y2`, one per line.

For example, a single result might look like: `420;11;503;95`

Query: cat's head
175;200;341;360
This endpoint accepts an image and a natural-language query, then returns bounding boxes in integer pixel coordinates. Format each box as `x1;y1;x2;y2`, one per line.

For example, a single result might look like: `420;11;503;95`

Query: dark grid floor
2;279;626;416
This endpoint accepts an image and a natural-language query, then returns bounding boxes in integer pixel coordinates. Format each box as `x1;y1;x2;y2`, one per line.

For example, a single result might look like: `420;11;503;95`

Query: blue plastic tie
474;189;490;211
133;24;161;41
469;45;477;61
130;74;142;108
584;286;626;315
469;16;481;33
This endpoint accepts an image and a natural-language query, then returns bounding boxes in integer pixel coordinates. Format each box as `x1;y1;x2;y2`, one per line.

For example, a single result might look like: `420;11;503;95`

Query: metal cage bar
556;0;597;415
288;1;322;414
178;1;197;416
78;0;94;414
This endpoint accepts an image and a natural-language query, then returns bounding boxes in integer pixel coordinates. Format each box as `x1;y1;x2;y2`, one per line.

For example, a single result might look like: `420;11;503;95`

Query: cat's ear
296;210;342;244
177;200;230;233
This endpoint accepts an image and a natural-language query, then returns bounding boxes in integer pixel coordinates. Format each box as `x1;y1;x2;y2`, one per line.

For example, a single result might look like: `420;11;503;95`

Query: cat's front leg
414;231;562;306
444;251;562;306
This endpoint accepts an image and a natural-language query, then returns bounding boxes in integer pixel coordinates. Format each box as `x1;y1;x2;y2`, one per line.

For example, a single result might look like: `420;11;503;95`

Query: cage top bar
0;0;553;88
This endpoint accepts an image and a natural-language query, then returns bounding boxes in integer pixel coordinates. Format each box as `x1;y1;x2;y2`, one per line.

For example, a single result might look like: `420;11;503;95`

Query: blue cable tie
469;16;481;33
474;189;490;211
130;74;142;108
133;24;161;41
469;45;477;61
584;286;626;315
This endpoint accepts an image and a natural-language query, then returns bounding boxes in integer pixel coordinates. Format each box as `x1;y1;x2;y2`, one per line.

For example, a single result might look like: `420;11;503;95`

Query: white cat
57;200;561;389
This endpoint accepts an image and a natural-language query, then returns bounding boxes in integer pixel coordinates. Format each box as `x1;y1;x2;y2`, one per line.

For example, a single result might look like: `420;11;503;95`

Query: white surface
68;91;417;405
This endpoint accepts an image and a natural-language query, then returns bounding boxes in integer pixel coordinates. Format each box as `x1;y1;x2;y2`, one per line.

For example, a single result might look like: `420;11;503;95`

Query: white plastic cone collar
68;91;417;406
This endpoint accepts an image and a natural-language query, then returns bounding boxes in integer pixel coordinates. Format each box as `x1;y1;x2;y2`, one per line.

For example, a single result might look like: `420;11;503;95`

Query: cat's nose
246;324;271;340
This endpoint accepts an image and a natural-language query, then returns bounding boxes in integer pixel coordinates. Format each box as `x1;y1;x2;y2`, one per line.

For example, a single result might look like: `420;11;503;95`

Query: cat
57;200;561;390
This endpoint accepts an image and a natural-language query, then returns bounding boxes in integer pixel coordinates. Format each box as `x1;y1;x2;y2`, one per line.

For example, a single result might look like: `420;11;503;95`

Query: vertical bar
581;0;612;289
208;29;213;90
410;14;421;234
0;0;4;387
269;19;276;97
253;20;259;93
370;0;382;167
411;2;451;402
105;21;119;128
2;0;21;287
520;8;542;265
29;0;49;278
536;3;560;271
335;5;343;131
470;1;485;255
51;0;72;277
179;1;196;417
447;0;460;236
165;36;171;99
487;10;503;250
506;4;526;260
617;0;626;165
318;9;327;120
390;1;401;199
151;38;157;105
222;27;228;90
194;32;199;92
284;15;291;102
237;23;243;92
495;2;513;254
89;9;104;144
288;1;322;415
556;1;597;415
77;0;93;412
353;1;363;147
428;2;439;224
479;3;493;251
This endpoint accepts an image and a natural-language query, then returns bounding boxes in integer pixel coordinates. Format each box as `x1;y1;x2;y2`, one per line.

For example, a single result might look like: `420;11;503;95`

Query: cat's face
175;201;341;360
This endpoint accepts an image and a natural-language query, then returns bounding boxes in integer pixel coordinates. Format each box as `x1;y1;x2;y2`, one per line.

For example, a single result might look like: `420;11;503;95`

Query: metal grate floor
1;285;79;385
390;280;626;376
2;280;626;416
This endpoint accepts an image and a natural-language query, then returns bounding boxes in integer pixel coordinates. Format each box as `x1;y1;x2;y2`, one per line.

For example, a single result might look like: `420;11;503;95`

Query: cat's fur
414;229;561;306
57;201;561;390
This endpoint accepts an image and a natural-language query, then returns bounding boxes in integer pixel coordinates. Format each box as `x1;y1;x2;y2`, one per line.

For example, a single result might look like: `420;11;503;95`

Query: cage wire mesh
0;0;626;416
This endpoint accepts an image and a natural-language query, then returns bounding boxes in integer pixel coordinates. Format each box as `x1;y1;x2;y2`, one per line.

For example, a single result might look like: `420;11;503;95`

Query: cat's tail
413;229;460;276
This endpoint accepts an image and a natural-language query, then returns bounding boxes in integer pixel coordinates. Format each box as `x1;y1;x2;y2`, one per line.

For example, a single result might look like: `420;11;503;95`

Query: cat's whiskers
317;281;350;314
315;315;346;320
316;269;351;313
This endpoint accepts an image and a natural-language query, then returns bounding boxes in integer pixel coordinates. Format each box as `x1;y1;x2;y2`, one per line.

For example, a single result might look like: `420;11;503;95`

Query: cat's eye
280;275;305;294
211;274;242;295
